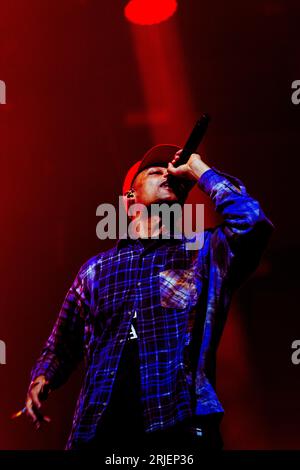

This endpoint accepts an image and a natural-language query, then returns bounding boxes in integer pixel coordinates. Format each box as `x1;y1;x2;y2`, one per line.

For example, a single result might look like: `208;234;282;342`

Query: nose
163;171;172;186
162;167;170;180
160;170;172;188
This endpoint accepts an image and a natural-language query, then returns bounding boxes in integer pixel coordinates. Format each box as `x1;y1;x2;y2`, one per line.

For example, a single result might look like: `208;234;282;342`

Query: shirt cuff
197;167;246;196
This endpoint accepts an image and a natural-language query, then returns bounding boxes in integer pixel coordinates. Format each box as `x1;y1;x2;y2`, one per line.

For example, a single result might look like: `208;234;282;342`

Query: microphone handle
173;113;211;167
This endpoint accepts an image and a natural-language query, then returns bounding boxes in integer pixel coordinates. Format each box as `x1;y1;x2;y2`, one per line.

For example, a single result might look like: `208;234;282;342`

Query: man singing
25;144;273;450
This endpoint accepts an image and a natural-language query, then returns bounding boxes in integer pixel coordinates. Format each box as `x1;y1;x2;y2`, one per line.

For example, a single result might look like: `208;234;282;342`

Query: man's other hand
25;375;51;429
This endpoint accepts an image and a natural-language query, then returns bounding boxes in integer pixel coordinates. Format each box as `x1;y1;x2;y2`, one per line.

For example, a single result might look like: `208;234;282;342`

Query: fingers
167;154;181;176
39;379;51;401
33;408;51;430
167;156;183;176
171;154;181;165
25;397;38;423
25;398;51;429
167;161;177;176
25;377;51;429
29;380;44;409
168;151;203;181
29;376;50;408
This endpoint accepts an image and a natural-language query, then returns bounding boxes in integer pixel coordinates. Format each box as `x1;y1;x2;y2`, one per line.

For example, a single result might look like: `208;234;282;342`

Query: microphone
173;113;211;167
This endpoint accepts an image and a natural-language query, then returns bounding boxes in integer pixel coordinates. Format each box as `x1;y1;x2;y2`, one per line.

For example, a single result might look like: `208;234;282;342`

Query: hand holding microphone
167;113;211;184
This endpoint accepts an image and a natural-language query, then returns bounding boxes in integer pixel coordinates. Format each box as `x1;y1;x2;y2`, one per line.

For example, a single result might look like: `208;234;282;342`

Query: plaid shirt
31;168;274;449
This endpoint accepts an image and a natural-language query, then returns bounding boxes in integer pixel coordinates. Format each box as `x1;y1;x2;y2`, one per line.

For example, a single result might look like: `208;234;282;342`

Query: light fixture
124;0;178;26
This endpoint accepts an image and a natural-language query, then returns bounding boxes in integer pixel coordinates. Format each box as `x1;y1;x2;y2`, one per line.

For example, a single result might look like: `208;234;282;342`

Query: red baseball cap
122;144;181;196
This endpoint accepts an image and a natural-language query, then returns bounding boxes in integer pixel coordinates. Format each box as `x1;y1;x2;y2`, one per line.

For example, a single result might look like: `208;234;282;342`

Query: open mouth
160;179;175;190
160;178;187;200
160;181;171;189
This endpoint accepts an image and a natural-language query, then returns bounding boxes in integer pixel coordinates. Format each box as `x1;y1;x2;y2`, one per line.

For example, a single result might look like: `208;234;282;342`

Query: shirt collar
116;231;187;251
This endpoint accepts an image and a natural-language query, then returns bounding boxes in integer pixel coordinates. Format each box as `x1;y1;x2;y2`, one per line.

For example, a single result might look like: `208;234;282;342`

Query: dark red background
0;0;299;449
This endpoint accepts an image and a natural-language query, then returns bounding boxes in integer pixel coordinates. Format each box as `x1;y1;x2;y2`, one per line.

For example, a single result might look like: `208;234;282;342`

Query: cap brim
130;144;181;187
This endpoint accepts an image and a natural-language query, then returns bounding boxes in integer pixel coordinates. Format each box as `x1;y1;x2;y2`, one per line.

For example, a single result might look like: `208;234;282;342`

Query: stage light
124;0;178;26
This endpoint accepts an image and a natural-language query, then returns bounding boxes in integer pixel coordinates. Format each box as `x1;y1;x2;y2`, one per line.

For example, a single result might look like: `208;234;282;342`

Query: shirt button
119;338;124;343
110;371;115;376
128;310;131;316
137;282;141;287
102;402;108;407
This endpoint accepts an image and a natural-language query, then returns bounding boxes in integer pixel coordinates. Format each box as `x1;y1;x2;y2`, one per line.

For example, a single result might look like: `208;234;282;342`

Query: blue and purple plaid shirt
31;168;273;449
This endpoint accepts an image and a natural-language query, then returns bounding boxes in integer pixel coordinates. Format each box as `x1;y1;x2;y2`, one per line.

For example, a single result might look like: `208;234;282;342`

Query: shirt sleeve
198;167;274;287
30;266;90;390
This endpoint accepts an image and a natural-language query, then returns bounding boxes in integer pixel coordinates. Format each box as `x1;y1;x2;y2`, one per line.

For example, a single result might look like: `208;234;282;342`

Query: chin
154;195;179;204
158;188;178;200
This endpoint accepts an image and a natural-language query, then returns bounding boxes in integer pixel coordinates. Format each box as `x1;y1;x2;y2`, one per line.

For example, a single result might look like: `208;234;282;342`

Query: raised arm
168;152;274;287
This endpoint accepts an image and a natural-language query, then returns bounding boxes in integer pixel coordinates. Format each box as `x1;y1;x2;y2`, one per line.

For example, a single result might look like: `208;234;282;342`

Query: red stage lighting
124;0;178;26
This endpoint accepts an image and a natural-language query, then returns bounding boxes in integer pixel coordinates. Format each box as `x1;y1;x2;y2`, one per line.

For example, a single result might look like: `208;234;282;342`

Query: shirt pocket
159;268;199;309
